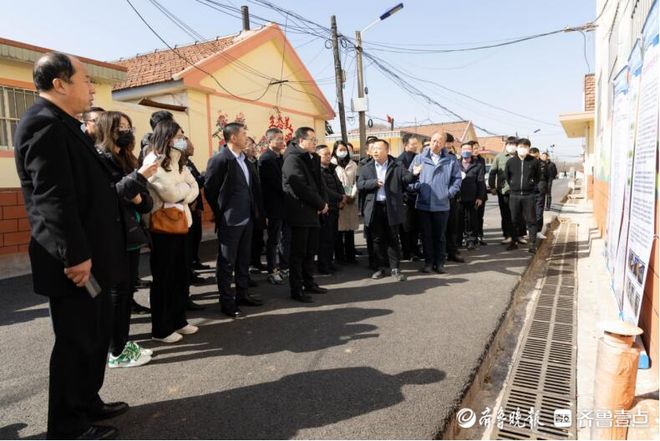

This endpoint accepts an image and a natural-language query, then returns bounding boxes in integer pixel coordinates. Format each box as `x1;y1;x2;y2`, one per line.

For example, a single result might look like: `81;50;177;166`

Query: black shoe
371;269;386;279
75;425;118;440
192;261;211;270
221;305;245;318
134;278;151;290
186;299;206;311
131;300;151;315
291;293;314;303
528;246;537;254
190;273;206;285
479;238;488;246
88;402;129;421
391;269;407;281
304;284;328;294
507;242;519;251
249;264;267;274
433;265;447;274
237;294;264;306
411;255;422;262
447;254;465;263
420;265;433;273
248;278;258;288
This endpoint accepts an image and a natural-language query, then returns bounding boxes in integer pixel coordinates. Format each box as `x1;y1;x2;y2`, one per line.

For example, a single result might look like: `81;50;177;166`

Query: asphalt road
0;180;569;439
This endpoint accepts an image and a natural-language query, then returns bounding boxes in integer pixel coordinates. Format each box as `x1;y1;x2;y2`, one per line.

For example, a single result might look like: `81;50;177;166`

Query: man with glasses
282;127;329;302
80;106;104;143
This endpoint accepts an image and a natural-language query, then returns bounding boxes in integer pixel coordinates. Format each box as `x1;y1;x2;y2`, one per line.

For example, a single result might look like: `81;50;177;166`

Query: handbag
150;206;189;234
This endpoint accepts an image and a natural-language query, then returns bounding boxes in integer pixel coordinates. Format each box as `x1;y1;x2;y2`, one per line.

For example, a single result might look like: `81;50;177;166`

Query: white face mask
505;144;516;154
336;150;348;159
517;147;529;158
172;138;188;152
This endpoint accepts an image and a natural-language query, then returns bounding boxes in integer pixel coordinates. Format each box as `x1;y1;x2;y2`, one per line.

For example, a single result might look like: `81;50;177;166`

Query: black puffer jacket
321;163;345;210
504;155;544;195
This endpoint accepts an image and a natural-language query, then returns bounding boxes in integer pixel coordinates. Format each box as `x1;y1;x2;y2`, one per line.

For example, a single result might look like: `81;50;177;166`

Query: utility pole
355;30;367;157
331;16;348;143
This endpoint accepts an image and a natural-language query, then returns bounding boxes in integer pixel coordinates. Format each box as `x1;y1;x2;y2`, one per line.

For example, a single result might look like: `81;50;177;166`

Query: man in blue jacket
409;132;462;274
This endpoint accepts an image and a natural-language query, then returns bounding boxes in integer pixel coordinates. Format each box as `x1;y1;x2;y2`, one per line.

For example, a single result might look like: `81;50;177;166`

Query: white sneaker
177;324;199;335
518;237;528;244
108;348;152;369
501;237;512;244
153;332;183;343
537;232;547;240
125;341;153;357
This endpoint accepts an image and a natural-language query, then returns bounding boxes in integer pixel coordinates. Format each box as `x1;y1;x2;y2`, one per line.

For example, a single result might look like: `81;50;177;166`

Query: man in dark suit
258;128;290;285
358;139;421;281
204;122;264;318
282;127;329;303
14;52;129;439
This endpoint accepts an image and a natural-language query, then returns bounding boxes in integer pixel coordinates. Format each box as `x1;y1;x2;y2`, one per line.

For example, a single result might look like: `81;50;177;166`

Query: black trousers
364;225;375;268
335;230;356;262
318;210;339;271
109;249;139;356
476;199;486;238
400;202;420;259
216;221;253;306
250;221;265;268
509;193;537;245
265;217;290;273
497;192;514;239
458;201;478;245
371;203;402;270
535;191;545;232
545;180;554;209
446;197;461;257
150;233;189;339
189;210;202;264
418;209;450;266
289;226;319;294
47;290;112;438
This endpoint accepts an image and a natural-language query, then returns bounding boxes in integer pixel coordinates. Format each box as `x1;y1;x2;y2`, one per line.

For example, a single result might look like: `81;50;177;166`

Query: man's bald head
33;52;77;92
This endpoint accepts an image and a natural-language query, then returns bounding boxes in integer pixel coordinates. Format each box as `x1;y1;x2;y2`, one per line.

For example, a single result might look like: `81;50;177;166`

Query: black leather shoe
75;425;118;440
237;294;264;306
221;306;245;318
291;293;314;303
433;265;447;274
88;402;129;421
131;300;151;315
506;242;519;251
447;254;465;263
420;265;432;273
186;299;206;311
304;284;328;294
192;261;212;270
134;278;151;290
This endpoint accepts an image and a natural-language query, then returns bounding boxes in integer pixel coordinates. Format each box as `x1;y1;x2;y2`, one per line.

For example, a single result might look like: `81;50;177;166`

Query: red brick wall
0;188;30;255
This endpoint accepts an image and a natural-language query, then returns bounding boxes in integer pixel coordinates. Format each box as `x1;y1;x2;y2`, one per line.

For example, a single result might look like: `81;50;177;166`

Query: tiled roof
584;73;595;112
397;121;474;141
112;35;236;91
479;135;507;154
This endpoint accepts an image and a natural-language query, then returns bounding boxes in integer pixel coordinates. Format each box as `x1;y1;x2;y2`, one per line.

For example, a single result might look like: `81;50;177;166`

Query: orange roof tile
112;36;236;91
397;121;475;141
479;135;507;154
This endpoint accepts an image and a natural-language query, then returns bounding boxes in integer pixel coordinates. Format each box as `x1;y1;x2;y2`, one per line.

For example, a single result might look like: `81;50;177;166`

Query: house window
0;86;40;151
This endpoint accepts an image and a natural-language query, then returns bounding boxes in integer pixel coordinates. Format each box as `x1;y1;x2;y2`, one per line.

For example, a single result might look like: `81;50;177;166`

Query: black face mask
116;130;135;149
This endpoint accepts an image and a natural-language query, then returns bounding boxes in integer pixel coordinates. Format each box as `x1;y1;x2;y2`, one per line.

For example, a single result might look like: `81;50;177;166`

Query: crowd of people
14;52;558;439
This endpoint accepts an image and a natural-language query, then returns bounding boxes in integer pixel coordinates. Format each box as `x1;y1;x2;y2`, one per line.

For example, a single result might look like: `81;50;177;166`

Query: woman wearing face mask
96;111;159;368
143;120;200;343
332;141;359;264
457;143;486;251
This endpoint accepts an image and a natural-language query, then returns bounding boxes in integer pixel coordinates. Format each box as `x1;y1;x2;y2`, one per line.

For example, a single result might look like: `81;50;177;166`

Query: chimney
241;6;250;31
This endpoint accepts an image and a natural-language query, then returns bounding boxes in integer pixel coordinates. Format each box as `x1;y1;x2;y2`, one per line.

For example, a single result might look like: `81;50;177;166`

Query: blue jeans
418;210;450;266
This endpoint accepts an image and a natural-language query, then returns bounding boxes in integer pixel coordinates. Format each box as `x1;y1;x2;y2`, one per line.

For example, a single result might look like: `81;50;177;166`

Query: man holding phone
14;52;129;439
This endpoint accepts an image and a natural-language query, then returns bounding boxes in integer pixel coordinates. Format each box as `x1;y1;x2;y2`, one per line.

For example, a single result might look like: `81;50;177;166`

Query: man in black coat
258;128;290;285
542;152;558;209
358;139;421;281
14;52;129;439
282;127;329;302
204;123;264;318
397;134;422;261
317;145;346;274
505;138;544;253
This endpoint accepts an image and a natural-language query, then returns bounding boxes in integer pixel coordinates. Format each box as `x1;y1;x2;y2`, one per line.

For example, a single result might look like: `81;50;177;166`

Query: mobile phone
84;275;102;298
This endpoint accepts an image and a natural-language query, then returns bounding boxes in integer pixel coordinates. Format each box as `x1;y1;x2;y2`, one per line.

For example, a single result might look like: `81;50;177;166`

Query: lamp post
355;3;404;157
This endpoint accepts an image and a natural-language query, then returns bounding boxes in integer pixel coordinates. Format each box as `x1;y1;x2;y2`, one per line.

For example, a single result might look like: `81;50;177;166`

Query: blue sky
1;0;595;160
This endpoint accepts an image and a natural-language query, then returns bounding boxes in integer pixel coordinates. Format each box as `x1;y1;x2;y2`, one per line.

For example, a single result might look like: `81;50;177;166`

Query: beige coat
144;149;199;227
333;159;360;231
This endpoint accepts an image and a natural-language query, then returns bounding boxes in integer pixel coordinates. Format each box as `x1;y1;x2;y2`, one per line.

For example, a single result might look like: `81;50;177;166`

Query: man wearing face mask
504;138;543;253
489;136;518;244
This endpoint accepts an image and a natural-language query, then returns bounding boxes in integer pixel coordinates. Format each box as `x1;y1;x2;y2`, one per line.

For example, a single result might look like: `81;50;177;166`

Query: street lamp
355;3;404;157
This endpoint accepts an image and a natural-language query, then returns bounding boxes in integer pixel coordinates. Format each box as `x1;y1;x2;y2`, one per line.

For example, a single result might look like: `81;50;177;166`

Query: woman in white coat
332;141;360;264
143;120;199;343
